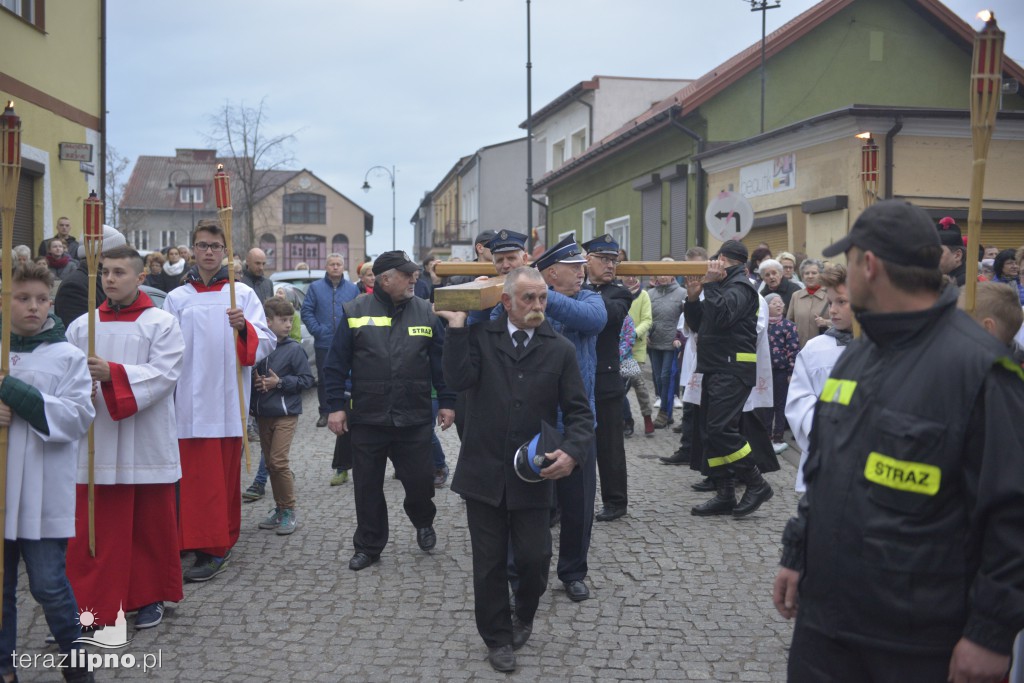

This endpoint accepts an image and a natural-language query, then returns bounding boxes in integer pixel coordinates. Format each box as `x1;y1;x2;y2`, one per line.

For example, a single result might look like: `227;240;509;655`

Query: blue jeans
1;539;83;675
431;398;446;469
648;349;676;418
253;453;269;487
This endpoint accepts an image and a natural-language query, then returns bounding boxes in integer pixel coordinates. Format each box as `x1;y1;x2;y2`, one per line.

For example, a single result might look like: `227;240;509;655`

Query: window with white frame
130;230;149;251
571;128;587;157
160;231;176;249
551;139;566;170
179;186;203;204
1;0;38;26
605;216;629;256
558;229;576;243
582;208;596;242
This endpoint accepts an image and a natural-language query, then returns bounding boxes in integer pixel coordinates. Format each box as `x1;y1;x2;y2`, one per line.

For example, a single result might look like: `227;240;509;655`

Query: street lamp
362;165;396;252
168;168;195;242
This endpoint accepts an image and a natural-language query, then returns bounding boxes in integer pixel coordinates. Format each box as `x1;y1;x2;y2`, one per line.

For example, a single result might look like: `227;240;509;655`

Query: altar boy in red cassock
163;219;274;583
66;247;185;630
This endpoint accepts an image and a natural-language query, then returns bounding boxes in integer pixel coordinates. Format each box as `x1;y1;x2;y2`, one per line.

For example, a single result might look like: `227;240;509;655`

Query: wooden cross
433;261;709;311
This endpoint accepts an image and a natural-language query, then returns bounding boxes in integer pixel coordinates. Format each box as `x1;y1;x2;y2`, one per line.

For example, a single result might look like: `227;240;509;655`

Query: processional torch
964;10;1004;313
213;165;252;472
83;190;103;556
0;101;22;618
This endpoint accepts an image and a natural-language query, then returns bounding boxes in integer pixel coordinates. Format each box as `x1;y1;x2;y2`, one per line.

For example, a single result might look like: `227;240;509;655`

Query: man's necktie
513;330;528;357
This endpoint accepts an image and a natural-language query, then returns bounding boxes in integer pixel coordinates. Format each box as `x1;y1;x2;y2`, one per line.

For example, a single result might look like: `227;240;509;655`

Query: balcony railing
431;220;472;247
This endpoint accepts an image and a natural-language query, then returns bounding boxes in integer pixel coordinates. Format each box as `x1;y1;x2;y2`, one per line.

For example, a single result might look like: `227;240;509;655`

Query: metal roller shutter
669;178;688;260
980;224;1024;252
743;224;788;256
641;186;662;261
6;173;35;251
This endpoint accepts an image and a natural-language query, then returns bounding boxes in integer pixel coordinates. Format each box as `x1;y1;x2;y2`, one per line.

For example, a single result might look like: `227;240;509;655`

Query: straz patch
408;326;433;337
864;452;940;496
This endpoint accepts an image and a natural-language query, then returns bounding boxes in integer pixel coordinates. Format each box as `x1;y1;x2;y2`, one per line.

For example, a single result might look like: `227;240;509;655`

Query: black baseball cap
475;230;498;246
372;250;420;276
822;200;940;268
713;239;748;263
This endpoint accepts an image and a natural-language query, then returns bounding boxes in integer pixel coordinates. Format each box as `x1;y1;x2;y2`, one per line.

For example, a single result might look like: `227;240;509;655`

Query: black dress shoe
595;506;626;522
416;526;437;551
316;414;328;428
623;419;634;438
659;451;689;465
511;615;533;650
690;477;715;492
348;552;379;571
487;644;516;672
564;580;590;602
733;482;774;518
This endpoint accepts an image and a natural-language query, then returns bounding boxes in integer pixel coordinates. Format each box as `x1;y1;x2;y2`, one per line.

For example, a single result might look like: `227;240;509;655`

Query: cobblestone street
13;384;800;682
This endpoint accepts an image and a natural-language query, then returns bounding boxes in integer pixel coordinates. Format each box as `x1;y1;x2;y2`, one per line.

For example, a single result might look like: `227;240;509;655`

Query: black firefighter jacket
323;288;455;427
780;285;1024;656
443;313;595;510
683;263;759;386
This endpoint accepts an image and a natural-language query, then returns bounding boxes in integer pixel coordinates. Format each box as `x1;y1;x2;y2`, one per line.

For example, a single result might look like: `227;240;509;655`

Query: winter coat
301;274;360;349
786;286;828;349
443;313;594;510
627;288;652;363
647;280;686;351
250;337;315;417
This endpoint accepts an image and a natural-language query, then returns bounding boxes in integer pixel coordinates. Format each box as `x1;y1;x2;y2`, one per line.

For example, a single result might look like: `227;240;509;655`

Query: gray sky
107;0;1023;257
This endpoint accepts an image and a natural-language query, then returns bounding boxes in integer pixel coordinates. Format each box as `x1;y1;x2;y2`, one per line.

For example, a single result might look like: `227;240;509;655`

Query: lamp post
750;1;781;134
168;168;196;242
526;0;534;251
362;165;396;251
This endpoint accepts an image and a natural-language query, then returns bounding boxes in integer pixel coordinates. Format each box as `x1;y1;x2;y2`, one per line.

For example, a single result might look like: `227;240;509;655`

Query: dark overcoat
443;312;594;510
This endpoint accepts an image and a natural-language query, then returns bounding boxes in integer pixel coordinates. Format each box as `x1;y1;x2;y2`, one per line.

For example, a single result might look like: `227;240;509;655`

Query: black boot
623;418;634;438
659;448;689;465
691;478;736;516
733;467;774;518
691;477;715;492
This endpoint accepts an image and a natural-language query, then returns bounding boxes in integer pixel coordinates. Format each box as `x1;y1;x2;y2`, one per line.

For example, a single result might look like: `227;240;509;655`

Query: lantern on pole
964;10;1004;313
857;132;879;208
0;100;23;616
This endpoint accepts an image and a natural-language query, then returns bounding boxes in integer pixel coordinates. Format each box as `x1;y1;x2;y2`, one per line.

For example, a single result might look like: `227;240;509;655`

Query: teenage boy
164;220;274;582
252;297;314;535
66;247;185;630
0;264;96;683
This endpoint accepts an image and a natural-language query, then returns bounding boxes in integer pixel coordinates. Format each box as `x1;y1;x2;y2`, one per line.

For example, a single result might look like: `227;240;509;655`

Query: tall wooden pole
83;191;103;557
965;11;1004;313
0;101;22;622
213;165;251;472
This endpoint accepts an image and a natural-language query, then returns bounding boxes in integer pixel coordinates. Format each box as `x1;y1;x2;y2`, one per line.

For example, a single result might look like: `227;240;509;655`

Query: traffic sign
705;191;754;242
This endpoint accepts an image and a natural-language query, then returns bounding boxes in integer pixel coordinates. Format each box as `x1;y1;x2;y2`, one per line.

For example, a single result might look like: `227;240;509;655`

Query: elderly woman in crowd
993;249;1024;304
786;258;827;349
13;244;31;266
748;246;772;288
143;252;166;289
357;261;375;294
758;258;802;316
648;266;686;429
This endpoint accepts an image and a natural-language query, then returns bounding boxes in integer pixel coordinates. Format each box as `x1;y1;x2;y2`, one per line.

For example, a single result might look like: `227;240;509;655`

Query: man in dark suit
582;235;633;522
439;266;594;674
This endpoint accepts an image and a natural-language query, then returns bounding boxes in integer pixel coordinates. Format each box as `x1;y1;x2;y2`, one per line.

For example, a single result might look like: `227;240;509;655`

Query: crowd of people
2;201;1024;679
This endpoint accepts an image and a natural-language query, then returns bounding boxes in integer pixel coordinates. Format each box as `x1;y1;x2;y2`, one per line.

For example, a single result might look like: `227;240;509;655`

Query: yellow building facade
0;1;104;250
698;106;1024;261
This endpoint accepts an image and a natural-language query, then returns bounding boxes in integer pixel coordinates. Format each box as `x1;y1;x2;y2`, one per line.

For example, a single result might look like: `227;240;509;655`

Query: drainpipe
99;0;107;205
670;110;706;248
573;92;594;147
884;116;903;200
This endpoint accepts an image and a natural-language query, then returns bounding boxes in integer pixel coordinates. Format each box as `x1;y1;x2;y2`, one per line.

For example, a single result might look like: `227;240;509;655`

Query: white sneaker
653;398;662;410
772;442;788;455
673;396;683;409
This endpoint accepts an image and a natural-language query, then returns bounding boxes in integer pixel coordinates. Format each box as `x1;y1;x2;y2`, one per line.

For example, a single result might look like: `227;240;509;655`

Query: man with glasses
164;220;274;582
582;235;632;523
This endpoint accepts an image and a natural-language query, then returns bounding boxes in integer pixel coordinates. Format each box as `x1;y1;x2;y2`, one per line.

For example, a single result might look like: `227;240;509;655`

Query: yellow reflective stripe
996;356;1024;382
820;378;857;405
736;352;757;363
707;443;751;468
348;316;392;328
864;452;941;496
408;326;433;337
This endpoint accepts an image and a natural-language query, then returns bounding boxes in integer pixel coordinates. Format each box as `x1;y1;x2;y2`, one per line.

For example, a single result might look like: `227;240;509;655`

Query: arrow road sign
706;191;755;242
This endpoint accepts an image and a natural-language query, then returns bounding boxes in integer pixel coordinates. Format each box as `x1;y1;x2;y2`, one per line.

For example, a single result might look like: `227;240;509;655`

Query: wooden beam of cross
433;261;709;311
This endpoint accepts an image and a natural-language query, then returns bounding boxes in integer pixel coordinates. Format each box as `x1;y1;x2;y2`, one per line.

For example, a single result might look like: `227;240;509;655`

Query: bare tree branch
104;143;131;230
206;97;298;251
